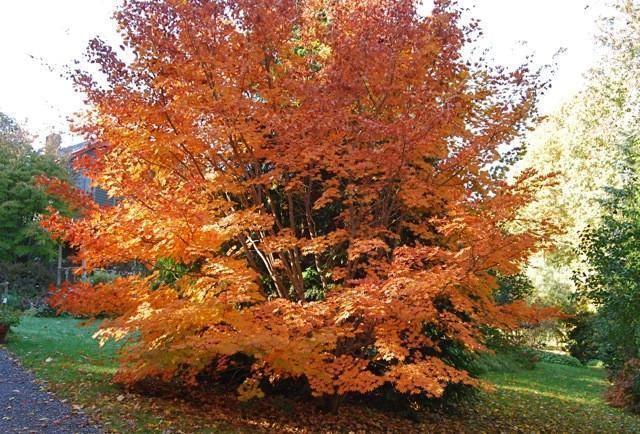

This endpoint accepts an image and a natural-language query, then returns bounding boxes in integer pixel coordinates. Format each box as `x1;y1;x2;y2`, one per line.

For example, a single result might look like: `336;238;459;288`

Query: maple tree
42;0;555;403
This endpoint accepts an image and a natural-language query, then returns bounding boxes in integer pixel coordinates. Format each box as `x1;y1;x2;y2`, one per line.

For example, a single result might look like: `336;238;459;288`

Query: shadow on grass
5;316;640;433
471;362;640;433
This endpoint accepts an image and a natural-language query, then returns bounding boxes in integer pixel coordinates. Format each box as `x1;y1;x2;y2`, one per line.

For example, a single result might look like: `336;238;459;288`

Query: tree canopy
0;112;31;158
43;0;556;402
0;114;69;263
518;0;640;310
576;138;640;369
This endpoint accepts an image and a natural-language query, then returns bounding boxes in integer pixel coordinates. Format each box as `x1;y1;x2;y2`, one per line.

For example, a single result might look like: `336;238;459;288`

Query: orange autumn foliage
43;0;557;400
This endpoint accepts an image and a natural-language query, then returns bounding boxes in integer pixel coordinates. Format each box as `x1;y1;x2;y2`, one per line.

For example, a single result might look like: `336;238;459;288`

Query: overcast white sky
0;0;609;148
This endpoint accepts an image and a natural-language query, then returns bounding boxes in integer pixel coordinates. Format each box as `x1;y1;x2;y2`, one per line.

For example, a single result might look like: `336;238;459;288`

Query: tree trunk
56;243;63;287
0;324;10;344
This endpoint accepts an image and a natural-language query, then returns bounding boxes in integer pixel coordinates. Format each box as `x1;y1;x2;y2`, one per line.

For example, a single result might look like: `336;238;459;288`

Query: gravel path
0;349;101;434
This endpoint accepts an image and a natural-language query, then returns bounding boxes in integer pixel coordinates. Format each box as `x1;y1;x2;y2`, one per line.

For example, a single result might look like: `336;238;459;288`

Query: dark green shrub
469;328;538;374
492;272;534;305
532;350;582;367
0;306;20;343
0;261;55;309
151;258;196;289
566;312;599;364
85;270;119;285
0;306;21;327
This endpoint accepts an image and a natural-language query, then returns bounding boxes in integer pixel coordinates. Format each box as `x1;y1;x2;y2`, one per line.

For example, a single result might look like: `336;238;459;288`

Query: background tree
0;112;31;158
576;137;640;370
493;272;535;306
44;0;556;404
518;0;640;310
0;113;69;263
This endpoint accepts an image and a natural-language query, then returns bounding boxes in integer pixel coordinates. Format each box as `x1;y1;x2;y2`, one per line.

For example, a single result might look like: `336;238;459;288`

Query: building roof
60;141;88;157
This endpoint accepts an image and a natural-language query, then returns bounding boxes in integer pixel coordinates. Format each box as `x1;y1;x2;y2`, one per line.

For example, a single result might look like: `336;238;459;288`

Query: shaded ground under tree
3;316;640;433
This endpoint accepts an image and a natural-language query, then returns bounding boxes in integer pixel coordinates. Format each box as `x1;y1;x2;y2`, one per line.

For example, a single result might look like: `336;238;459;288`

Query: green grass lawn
471;363;640;433
3;316;640;433
3;316;164;432
2;316;241;433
